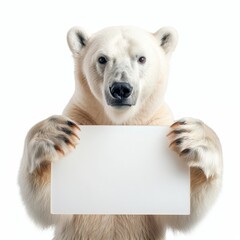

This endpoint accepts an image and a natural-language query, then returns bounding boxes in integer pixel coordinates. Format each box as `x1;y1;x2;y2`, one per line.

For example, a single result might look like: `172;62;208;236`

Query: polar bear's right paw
28;115;80;173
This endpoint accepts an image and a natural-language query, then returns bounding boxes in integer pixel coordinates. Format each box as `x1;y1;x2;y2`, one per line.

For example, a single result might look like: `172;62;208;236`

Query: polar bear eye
98;56;108;64
138;56;146;64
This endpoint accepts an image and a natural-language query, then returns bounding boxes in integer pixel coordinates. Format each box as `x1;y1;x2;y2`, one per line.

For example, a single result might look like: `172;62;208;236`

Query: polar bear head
67;26;178;124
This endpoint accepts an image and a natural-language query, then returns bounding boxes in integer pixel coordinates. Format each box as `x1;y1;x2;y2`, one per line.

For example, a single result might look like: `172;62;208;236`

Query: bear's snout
110;82;133;100
105;81;136;107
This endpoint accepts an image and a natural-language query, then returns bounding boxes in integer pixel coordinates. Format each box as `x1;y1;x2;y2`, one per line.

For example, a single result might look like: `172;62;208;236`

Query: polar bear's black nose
110;82;133;99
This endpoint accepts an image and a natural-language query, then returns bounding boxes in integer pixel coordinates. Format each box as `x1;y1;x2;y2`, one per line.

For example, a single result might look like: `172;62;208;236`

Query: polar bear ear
67;27;90;54
154;27;178;54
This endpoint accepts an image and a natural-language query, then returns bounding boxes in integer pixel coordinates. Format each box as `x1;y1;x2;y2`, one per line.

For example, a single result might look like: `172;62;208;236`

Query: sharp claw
54;145;65;155
175;139;182;145
180;148;191;156
169;138;183;148
61;127;80;140
66;120;81;130
72;132;80;140
170;120;186;128
61;127;72;135
65;137;75;148
167;129;190;137
57;135;76;149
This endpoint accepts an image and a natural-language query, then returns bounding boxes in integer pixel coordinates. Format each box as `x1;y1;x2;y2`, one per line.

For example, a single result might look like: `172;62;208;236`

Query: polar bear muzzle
105;81;137;107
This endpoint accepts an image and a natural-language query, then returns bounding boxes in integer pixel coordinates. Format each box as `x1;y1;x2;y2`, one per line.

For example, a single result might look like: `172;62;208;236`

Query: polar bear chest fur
54;215;165;240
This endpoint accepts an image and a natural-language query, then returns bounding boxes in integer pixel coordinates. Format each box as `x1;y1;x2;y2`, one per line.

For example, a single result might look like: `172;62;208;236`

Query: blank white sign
51;126;190;215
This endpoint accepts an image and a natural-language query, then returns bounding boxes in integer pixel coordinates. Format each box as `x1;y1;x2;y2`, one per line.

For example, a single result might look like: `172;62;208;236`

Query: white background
0;0;239;239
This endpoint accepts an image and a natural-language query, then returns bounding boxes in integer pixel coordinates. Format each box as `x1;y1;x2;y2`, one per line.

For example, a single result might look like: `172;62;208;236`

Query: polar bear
18;26;223;240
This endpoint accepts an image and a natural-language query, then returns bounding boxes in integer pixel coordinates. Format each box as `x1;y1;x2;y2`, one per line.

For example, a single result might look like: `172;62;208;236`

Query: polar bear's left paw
167;117;222;178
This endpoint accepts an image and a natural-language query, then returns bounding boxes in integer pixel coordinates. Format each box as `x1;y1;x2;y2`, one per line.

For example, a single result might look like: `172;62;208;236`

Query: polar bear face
67;26;178;124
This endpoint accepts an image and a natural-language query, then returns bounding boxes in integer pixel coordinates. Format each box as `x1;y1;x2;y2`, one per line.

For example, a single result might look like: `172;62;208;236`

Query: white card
51;126;190;215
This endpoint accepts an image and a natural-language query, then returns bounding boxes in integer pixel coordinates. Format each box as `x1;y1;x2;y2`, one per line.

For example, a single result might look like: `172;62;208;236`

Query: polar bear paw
167;117;222;178
27;115;80;173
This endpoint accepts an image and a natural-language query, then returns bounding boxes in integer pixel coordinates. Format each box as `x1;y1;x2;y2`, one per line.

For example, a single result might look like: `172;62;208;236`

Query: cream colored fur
18;26;222;240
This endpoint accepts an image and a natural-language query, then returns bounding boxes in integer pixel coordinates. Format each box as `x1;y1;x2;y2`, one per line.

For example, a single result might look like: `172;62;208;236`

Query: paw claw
66;120;80;130
180;148;191;156
57;135;75;148
54;145;65;155
170;120;186;128
169;138;184;148
60;127;80;140
167;129;190;137
61;127;72;135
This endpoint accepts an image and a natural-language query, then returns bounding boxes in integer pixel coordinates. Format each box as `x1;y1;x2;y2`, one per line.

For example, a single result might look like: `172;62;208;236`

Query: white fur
18;26;223;240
